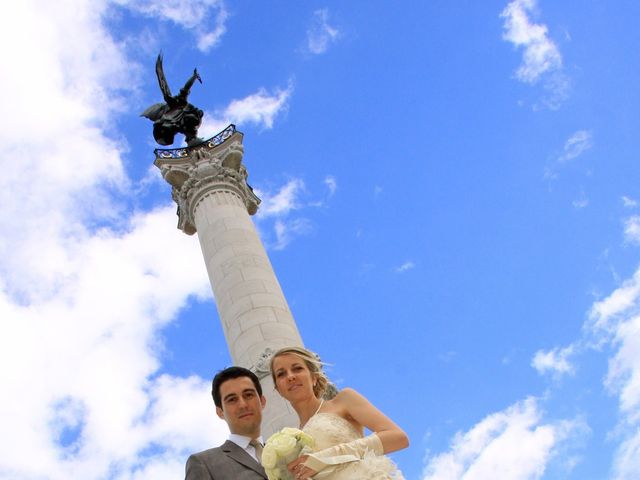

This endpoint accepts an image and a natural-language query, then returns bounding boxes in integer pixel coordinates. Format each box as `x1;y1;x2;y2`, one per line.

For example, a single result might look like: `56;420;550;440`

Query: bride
269;346;409;479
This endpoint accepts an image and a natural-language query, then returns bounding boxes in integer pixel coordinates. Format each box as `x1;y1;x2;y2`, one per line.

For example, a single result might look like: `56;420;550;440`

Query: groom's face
216;376;266;437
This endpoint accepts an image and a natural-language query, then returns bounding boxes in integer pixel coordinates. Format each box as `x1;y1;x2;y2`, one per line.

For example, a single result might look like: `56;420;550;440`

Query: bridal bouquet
262;427;315;480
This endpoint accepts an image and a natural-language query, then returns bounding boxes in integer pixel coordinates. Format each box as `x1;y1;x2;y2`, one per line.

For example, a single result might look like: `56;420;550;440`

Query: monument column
154;125;302;436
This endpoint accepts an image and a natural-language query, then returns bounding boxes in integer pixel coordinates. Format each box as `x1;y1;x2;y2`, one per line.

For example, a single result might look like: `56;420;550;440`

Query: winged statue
141;53;204;147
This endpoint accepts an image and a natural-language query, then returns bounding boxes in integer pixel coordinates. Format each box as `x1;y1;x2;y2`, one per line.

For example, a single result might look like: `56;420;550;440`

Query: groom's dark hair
211;366;263;408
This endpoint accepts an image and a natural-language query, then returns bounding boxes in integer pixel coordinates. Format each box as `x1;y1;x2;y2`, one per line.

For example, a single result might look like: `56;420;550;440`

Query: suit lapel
222;440;267;478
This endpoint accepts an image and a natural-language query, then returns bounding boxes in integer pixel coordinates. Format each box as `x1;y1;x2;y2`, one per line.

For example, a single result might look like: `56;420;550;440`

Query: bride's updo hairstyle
270;346;330;399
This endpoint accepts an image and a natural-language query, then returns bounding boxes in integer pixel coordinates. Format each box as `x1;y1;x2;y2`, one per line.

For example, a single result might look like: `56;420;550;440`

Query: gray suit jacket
185;440;268;480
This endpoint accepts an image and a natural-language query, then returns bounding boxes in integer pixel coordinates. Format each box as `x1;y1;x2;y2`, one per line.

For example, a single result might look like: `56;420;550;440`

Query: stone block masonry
154;125;302;436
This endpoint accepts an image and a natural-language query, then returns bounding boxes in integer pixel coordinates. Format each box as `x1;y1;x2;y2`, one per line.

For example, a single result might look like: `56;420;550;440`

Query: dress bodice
301;413;405;480
303;413;363;450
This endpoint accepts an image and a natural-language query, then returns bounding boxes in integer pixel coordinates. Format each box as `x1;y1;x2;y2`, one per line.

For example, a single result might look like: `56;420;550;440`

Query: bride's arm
334;387;409;453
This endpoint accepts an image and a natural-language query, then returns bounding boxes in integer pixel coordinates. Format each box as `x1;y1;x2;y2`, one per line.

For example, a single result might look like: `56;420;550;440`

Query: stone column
154;125;302;436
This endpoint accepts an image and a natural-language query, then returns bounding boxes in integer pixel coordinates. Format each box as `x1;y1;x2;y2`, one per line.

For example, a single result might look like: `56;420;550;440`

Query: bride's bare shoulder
330;388;369;408
322;389;366;430
336;387;367;399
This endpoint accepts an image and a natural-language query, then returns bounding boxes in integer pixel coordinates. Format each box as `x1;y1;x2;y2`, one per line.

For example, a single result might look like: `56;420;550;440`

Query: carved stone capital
153;125;261;235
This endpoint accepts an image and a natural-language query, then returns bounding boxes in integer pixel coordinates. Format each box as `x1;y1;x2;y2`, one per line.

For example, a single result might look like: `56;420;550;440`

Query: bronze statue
141;53;204;147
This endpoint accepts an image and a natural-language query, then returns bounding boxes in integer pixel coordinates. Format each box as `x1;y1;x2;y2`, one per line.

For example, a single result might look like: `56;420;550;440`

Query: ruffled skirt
314;449;405;480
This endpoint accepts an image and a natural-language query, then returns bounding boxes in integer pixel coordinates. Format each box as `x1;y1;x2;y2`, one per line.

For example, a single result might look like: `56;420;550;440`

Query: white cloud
273;218;313;251
0;206;224;479
587;265;640;478
537;71;570;110
251;176;335;250
0;1;228;478
257;179;305;217
501;0;562;84
0;0;132;302
324;175;337;197
605;314;640;423
143;374;228;452
422;397;583;480
545;130;593;181
624;216;640;245
223;83;292;128
395;261;416;273
558;130;593;163
253;179;314;250
572;195;589;209
438;351;457;363
200;81;294;136
543;166;557;181
306;9;340;55
592;269;640;423
612;433;640;480
589;268;640;333
116;0;228;52
501;0;568;109
622;196;638;208
532;345;576;377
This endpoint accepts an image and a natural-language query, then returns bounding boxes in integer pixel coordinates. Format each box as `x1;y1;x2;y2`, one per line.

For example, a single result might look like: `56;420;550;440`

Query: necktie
250;439;263;462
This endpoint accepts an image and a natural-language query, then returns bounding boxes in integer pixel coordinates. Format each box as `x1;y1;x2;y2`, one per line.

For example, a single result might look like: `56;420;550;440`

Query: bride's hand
287;455;318;479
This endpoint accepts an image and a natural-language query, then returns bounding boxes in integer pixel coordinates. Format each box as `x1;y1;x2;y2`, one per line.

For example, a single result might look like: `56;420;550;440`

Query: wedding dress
302;412;405;479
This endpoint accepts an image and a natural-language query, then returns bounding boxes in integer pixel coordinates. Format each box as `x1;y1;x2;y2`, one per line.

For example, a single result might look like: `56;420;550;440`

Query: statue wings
140;102;166;121
140;53;173;120
155;53;172;102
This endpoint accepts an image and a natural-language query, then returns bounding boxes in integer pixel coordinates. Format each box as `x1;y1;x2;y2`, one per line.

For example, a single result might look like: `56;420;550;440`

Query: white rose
297;431;314;448
261;444;278;469
269;432;298;456
262;427;316;480
266;466;283;480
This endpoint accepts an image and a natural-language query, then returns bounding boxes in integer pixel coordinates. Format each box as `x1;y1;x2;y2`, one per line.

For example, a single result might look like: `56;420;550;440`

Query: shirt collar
228;433;264;449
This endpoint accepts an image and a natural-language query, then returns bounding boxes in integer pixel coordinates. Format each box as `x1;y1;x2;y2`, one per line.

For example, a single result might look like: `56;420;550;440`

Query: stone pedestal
154;125;302;436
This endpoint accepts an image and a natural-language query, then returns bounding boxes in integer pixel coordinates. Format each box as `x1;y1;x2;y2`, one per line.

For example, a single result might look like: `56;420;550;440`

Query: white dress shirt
228;434;264;463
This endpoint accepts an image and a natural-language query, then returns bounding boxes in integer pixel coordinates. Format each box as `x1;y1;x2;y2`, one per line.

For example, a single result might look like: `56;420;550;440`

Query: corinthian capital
153;124;261;235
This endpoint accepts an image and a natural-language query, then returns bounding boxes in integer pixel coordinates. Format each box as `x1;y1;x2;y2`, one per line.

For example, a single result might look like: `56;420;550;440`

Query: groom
185;366;267;479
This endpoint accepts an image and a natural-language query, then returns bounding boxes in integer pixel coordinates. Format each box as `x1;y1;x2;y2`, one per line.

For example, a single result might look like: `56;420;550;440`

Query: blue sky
1;1;640;479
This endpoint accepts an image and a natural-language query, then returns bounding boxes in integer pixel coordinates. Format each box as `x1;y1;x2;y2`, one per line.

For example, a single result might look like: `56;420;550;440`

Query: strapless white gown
302;413;405;479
